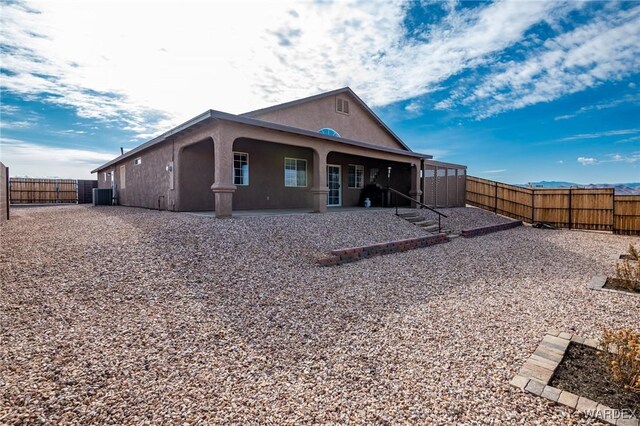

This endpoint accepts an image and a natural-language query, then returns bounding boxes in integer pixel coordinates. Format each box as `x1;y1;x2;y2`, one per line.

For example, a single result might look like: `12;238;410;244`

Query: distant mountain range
521;181;640;195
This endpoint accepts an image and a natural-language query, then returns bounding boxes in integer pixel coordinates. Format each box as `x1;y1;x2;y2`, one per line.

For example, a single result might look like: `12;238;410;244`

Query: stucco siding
96;142;174;209
232;139;314;210
250;94;406;151
179;139;215;212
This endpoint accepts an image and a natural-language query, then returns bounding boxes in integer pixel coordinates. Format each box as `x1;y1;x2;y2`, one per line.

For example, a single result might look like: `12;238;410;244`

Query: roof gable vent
336;97;350;115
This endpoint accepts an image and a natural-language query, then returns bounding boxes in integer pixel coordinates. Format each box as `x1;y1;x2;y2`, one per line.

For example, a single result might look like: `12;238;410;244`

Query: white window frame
134;157;142;165
348;164;364;189
284;157;307;187
233;152;249;186
103;172;107;182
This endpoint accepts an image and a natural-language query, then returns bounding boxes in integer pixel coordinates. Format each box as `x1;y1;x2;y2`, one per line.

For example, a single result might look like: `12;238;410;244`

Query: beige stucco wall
250;94;406;151
179;139;215;211
0;162;8;222
232;139;314;210
98;141;174;210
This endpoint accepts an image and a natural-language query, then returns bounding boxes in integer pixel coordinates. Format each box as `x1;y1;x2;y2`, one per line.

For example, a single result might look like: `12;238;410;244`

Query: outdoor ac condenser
92;188;112;206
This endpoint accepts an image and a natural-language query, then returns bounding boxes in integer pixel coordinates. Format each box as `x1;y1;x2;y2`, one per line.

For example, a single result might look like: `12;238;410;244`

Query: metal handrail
388;187;447;233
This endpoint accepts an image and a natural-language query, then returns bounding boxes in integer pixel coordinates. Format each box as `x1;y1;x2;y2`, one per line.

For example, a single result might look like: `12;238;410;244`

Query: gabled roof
91;109;429;173
242;87;413;152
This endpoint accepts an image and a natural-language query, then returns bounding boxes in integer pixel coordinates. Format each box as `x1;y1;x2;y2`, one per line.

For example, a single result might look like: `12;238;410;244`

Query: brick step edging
317;234;449;266
461;220;523;238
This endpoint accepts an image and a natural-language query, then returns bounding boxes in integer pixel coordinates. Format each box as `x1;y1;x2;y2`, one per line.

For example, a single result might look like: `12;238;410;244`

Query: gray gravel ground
1;205;638;425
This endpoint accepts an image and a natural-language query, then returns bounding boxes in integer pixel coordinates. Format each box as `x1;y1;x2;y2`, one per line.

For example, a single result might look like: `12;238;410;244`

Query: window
348;165;364;189
437;168;446;177
103;172;107;182
336;97;350;115
319;128;341;137
424;169;435;178
134;157;142;165
233;152;249;186
284;158;307;187
120;165;126;189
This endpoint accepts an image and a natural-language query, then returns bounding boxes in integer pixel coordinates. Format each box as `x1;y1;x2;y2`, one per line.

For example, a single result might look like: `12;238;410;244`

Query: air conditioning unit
92;188;113;206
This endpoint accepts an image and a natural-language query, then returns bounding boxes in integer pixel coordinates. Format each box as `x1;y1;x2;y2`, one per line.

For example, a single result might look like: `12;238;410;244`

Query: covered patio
172;115;426;217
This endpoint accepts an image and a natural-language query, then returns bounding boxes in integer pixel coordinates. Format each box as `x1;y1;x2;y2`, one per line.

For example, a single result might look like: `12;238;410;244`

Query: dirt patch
549;343;640;412
603;277;640;294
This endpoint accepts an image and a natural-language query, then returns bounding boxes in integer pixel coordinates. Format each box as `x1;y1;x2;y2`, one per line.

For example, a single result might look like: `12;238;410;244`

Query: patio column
311;149;328;213
409;162;423;208
211;125;237;218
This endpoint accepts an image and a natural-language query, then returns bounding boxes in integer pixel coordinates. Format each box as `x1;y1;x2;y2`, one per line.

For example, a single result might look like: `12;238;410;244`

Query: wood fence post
531;190;535;223
568;189;572;230
494;182;498;214
612;190;616;234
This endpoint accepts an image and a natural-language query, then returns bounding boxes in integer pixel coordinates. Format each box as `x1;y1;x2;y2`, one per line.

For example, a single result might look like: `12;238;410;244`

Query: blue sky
0;0;638;184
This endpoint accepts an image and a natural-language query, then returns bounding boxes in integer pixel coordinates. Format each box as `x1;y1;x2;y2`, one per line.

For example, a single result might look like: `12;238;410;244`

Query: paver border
588;276;640;298
317;233;449;266
510;331;639;426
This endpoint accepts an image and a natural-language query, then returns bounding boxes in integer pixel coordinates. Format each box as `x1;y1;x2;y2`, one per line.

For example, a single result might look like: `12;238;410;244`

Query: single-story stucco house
92;87;466;217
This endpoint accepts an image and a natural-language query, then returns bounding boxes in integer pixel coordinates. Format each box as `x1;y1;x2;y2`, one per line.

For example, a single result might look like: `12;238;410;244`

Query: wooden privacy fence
466;176;640;235
9;178;98;204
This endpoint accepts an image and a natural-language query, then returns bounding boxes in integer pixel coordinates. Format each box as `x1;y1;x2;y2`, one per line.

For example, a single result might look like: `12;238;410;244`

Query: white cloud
560;128;640;142
556;160;564;164
0;137;114;179
447;6;640;118
0;0;591;137
554;93;640;121
576;153;639;166
405;101;422;114
0;120;34;130
616;135;640;144
577;157;598;166
479;169;507;174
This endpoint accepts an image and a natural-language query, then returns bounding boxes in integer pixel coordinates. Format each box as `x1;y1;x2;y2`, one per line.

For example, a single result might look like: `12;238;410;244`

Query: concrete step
420;224;440;232
396;212;420;218
414;220;437;226
448;234;460;239
407;216;427;222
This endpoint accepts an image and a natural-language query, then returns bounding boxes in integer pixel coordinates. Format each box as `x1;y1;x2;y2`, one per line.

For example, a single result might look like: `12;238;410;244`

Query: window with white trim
103;172;107;182
348;164;364;189
134;157;142;165
284;158;307;187
319;128;341;137
233;152;249;186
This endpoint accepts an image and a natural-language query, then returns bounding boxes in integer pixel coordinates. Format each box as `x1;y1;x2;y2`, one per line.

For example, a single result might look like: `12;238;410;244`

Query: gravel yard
1;205;638;425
